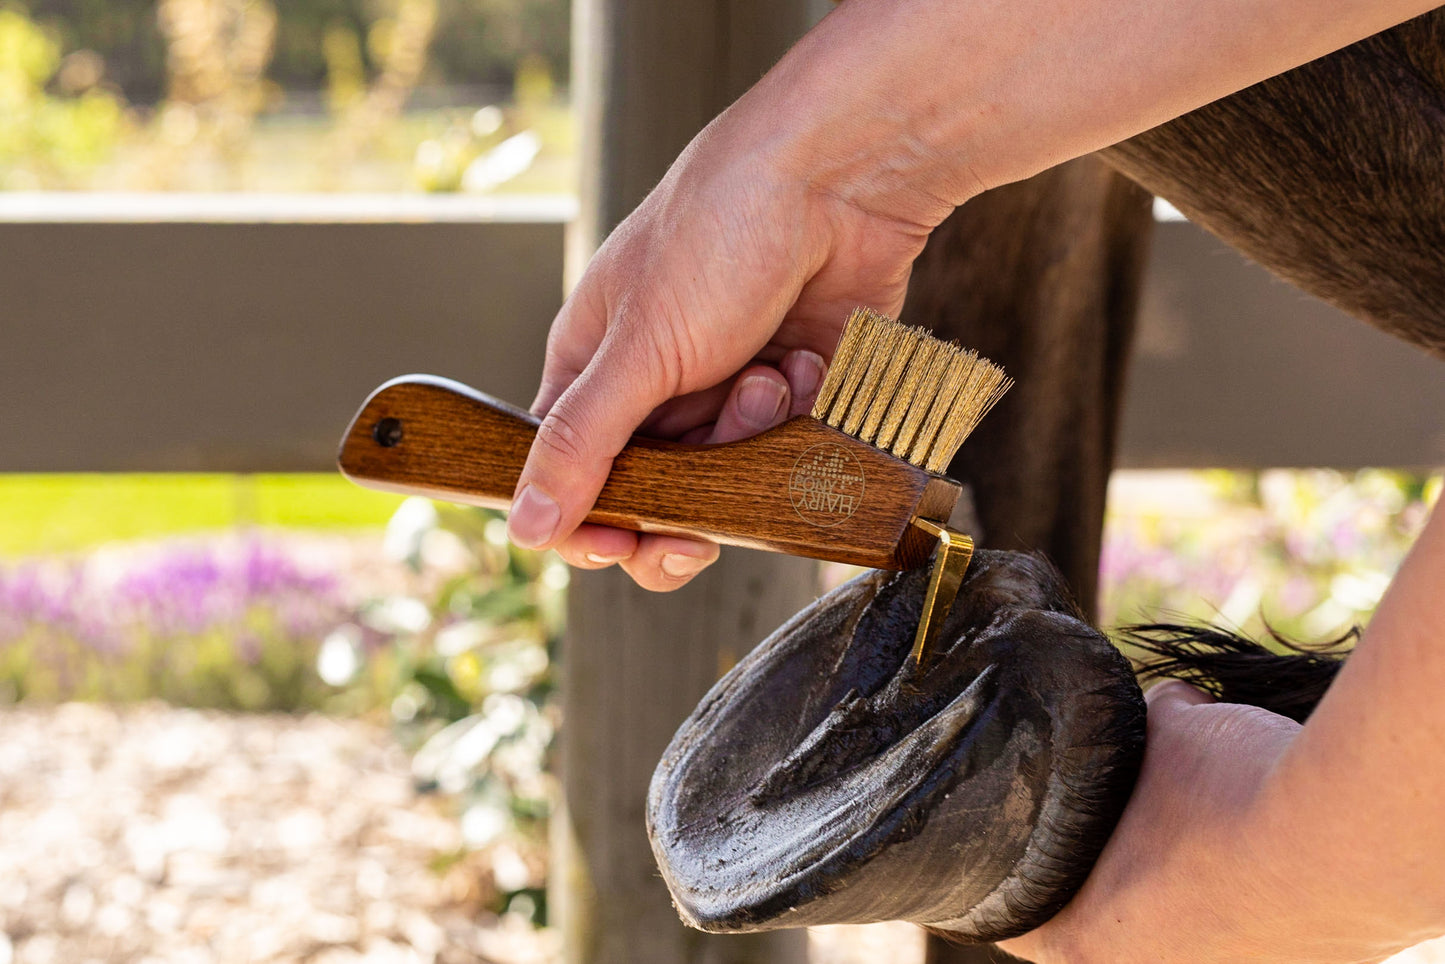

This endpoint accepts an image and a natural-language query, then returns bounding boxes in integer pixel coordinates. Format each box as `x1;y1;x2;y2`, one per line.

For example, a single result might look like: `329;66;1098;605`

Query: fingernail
661;553;710;579
785;351;825;399
507;485;560;548
585;551;628;565
736;375;786;428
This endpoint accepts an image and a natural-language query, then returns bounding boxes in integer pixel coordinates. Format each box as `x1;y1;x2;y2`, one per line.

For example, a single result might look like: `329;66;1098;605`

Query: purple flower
2;536;352;697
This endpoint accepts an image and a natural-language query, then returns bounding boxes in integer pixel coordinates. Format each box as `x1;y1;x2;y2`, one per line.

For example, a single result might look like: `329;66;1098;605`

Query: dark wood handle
337;375;961;570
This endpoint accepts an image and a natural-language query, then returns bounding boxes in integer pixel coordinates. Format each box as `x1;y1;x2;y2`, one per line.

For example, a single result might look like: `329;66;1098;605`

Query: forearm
1241;501;1445;957
734;0;1440;225
1003;505;1445;964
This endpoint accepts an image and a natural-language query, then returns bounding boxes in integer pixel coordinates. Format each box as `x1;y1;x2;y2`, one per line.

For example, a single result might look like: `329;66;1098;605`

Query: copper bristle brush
338;308;1011;665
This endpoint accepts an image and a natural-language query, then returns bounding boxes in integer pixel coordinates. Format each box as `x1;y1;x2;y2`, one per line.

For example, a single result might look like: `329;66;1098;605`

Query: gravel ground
0;703;1438;964
0;704;557;964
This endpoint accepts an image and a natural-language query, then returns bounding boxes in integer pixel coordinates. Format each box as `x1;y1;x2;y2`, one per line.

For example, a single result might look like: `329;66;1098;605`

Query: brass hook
909;519;974;669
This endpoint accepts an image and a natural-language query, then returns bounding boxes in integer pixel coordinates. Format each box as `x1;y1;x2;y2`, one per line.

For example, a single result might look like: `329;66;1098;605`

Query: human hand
504;0;1443;592
504;67;945;590
998;681;1303;964
530;345;832;591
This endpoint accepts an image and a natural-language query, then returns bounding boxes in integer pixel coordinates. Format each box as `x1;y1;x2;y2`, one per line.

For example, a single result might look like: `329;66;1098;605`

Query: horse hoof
647;550;1146;943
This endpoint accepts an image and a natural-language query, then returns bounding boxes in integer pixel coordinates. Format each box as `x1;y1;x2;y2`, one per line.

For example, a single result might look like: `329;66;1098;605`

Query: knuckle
534;406;590;468
612;291;691;398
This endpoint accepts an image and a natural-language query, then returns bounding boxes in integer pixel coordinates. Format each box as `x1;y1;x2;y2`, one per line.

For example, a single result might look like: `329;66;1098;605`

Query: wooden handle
337;375;961;570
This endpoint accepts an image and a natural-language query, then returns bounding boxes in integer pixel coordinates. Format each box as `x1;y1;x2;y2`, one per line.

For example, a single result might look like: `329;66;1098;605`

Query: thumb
507;330;674;550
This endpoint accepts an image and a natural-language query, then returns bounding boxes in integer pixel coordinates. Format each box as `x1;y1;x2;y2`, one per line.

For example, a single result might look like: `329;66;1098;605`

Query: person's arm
506;0;1441;587
1000;499;1445;963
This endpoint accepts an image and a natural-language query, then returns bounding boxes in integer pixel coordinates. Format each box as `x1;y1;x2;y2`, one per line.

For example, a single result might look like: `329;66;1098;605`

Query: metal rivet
373;417;403;447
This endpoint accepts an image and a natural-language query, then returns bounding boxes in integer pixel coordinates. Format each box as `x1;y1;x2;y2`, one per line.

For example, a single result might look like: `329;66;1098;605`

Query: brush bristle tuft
809;308;1011;473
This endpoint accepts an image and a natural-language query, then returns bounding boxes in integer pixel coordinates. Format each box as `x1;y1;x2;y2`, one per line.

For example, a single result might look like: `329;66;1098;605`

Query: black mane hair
1119;622;1356;723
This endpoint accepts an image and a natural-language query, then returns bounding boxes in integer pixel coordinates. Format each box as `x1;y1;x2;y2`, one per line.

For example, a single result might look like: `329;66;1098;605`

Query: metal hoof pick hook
909;518;974;669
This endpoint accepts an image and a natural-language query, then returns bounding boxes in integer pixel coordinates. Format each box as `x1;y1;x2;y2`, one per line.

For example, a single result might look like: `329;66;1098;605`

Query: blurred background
0;0;570;193
3;1;1445;963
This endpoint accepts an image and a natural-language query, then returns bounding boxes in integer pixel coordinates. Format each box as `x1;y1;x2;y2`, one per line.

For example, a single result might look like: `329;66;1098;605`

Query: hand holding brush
499;0;1433;592
340;309;1009;665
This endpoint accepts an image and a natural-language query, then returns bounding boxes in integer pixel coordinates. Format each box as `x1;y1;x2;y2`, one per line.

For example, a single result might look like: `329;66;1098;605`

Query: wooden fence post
551;1;817;962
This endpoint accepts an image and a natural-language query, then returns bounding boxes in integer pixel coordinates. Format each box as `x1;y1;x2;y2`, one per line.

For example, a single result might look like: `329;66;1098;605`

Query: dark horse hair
1120;621;1357;723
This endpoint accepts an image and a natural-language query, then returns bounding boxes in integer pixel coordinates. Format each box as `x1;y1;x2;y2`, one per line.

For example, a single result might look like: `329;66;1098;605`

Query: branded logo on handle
789;443;865;527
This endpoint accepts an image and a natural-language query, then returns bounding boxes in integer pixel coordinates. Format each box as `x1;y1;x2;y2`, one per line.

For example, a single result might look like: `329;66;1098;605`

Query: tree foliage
0;5;126;187
27;0;569;105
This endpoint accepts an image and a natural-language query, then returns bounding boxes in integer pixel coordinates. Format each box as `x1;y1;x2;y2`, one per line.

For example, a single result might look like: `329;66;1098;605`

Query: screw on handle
372;417;404;447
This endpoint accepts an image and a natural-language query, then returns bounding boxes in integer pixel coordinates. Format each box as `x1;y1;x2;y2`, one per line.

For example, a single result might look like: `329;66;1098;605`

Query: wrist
737;0;986;230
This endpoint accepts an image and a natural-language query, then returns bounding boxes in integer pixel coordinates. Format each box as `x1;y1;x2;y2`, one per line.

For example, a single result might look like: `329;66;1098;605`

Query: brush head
810;308;1012;474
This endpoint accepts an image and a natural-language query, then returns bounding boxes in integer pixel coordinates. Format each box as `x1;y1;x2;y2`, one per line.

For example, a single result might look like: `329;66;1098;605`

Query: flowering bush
1101;469;1442;642
2;1;574;192
0;5;127;189
343;499;563;924
0;538;344;708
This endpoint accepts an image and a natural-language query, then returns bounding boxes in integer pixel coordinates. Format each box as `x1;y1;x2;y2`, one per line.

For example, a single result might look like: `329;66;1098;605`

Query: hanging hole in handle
373;417;404;447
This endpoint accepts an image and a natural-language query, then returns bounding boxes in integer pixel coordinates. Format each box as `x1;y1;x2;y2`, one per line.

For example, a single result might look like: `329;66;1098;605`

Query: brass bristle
810;308;1012;473
839;323;899;437
816;308;887;429
905;347;970;467
888;339;950;458
871;330;929;451
811;309;869;416
857;326;923;443
924;360;1012;471
839;315;921;439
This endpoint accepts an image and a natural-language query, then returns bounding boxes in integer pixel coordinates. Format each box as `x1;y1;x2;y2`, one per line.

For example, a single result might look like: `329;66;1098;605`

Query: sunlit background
0;0;571;194
3;2;1445;963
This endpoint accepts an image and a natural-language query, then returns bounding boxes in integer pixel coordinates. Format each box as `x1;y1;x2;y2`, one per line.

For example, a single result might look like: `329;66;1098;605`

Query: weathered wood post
550;1;818;963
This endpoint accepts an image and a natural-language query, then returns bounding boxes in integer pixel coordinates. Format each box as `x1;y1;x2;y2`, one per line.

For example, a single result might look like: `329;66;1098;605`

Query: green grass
0;474;405;558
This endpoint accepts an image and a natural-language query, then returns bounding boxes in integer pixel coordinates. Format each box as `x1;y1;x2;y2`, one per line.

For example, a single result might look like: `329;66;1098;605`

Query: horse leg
1104;9;1445;353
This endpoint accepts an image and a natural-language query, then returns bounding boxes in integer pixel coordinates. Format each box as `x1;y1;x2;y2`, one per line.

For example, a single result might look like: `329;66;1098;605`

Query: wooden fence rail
2;211;1442;473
